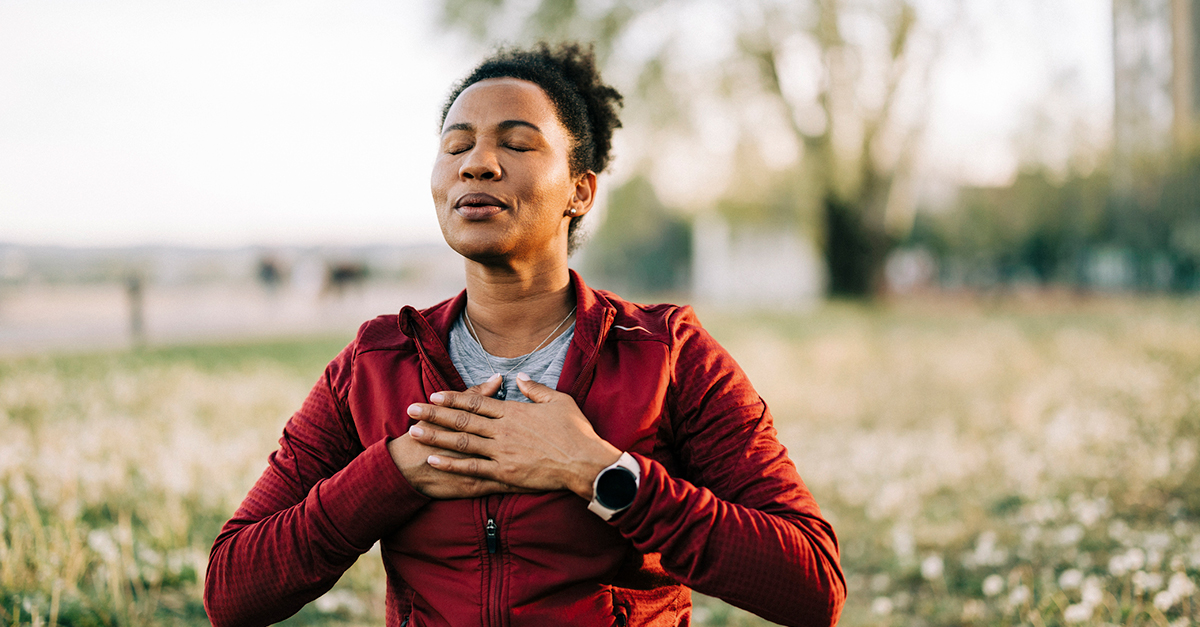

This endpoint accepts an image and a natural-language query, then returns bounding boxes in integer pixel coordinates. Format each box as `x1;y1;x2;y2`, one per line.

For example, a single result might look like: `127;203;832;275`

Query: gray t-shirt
447;313;575;403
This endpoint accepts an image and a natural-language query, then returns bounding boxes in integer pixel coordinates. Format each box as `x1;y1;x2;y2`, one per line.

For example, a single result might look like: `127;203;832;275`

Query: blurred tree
436;0;947;298
586;175;691;295
906;167;1111;290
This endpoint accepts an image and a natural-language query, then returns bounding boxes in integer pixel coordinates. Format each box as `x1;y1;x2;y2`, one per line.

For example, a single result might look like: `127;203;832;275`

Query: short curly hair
440;42;624;253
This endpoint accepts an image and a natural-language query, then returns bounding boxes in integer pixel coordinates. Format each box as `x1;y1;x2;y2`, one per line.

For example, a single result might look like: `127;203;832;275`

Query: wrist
571;442;621;500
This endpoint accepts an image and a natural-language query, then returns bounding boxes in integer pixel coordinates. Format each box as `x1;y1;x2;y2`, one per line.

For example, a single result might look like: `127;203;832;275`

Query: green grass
2;296;1199;626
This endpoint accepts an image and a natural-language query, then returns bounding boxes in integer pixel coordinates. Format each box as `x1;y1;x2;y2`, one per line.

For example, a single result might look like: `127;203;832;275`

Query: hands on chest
387;373;621;501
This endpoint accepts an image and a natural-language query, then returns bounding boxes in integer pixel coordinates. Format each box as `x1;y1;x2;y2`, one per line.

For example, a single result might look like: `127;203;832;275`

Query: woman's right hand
388;375;526;499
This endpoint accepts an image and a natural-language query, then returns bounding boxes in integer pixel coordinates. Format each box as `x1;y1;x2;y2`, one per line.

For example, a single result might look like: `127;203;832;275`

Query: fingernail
430;392;444;403
516;372;531;381
407;404;421;417
427;455;441;466
409;425;424;437
487;373;500;382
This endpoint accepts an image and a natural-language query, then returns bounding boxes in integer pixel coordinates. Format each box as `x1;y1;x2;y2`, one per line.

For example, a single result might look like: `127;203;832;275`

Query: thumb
515;372;558;403
464;373;503;398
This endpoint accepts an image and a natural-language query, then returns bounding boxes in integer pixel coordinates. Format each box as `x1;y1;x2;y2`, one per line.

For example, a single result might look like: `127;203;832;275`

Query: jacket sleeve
203;339;432;627
610;307;846;627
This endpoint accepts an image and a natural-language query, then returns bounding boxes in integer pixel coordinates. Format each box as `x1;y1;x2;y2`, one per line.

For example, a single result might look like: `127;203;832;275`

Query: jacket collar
396;269;616;394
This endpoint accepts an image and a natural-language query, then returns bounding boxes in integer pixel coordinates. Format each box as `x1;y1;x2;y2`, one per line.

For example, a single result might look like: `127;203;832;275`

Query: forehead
442;78;564;133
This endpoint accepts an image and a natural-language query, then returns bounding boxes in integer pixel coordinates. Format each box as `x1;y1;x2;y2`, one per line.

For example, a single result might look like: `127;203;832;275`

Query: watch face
596;466;638;510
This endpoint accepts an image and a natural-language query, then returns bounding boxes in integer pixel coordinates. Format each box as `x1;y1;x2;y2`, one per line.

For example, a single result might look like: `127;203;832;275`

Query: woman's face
432;78;594;265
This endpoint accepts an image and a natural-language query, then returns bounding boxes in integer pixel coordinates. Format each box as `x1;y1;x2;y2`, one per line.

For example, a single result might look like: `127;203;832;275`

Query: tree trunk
823;197;890;298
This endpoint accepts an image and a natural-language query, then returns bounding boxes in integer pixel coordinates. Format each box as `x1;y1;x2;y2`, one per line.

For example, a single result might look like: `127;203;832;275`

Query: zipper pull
486;518;498;554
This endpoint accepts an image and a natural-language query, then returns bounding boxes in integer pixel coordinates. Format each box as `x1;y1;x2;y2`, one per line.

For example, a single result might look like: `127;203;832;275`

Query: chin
444;235;515;265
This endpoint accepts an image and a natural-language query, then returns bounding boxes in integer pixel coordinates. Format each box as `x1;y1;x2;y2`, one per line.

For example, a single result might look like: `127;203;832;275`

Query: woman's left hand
405;373;621;500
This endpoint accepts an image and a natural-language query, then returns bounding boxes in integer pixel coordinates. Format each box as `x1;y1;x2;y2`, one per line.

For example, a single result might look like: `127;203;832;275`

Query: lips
454;193;508;220
451;192;506;222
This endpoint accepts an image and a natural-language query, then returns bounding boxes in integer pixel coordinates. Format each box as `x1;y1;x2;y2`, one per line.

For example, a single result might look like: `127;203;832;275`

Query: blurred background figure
256;255;287;293
322;260;368;298
124;271;144;346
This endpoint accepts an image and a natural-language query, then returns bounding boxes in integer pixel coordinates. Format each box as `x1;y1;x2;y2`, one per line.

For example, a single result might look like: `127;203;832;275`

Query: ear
566;171;597;218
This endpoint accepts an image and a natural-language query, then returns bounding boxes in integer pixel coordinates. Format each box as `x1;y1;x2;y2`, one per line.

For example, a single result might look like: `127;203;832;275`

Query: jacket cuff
311;438;431;552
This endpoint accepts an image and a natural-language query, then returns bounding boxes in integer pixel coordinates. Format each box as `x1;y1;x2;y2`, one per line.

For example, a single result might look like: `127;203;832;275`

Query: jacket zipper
483;500;505;627
486;518;498;554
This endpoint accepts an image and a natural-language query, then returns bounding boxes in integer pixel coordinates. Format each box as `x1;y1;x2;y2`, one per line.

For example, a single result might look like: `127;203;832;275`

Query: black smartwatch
588;453;641;520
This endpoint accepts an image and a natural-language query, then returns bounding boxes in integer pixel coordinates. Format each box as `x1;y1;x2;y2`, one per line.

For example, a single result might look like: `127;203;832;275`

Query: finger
514;372;561;403
408;422;476;458
463;373;503;398
408;403;496;437
409;422;490;457
426;453;500;480
429;389;504;419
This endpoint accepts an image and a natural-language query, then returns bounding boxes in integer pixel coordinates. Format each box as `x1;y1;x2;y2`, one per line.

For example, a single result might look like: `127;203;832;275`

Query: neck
462;258;575;358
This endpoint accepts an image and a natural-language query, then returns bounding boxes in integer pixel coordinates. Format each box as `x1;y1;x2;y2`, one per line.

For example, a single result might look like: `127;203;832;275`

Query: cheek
430;160;454;204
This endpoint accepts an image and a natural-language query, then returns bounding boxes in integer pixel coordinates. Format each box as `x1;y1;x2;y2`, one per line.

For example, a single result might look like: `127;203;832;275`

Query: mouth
454;193;508;220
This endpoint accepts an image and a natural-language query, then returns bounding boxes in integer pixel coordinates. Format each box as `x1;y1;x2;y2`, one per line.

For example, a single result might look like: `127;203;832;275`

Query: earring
568;208;578;216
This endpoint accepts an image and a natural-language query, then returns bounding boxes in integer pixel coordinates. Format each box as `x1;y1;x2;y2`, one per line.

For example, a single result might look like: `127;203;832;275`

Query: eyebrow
441;120;543;135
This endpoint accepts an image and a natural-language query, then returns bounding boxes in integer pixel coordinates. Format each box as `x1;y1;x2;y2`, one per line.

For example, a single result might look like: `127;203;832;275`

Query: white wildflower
1168;572;1196;597
1110;554;1130;576
1126;548;1147;571
314;590;365;615
1059;568;1084;590
1146;532;1172;551
871;596;894;616
1072;496;1110;526
1058;524;1085;546
921;555;944;580
892;525;915;561
1155;590;1178;611
982;574;1004;597
1008;585;1031;606
87;529;119;563
1133;570;1164;594
962;599;986;621
1081;576;1104;606
972;531;1006;566
1063;603;1093;623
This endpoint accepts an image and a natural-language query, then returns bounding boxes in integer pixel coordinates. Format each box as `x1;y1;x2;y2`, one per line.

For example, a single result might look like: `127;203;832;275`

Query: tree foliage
906;152;1200;292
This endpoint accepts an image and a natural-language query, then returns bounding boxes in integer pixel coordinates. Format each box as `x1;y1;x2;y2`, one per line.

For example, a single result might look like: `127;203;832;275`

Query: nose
459;144;502;180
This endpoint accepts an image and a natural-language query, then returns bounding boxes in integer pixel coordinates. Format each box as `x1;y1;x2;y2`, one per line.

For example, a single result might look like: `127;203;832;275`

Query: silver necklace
462;305;577;400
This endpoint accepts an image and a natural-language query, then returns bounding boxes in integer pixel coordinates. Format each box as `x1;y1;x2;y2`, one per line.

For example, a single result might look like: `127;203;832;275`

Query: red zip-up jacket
204;271;845;626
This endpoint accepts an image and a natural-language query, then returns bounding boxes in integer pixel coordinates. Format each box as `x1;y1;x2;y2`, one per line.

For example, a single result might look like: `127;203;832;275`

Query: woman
204;43;845;627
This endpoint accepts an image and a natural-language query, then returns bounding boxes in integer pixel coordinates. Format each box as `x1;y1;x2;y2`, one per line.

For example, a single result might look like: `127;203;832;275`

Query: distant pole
126;273;144;347
1171;0;1196;151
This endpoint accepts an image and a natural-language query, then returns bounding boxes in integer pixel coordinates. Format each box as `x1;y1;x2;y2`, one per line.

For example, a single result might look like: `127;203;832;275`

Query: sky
0;0;1114;248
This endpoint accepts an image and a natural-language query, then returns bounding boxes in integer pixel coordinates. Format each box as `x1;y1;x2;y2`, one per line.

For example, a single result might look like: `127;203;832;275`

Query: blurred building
691;214;823;308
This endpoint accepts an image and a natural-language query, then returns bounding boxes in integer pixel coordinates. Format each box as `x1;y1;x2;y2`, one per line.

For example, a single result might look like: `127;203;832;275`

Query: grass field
1;295;1198;626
